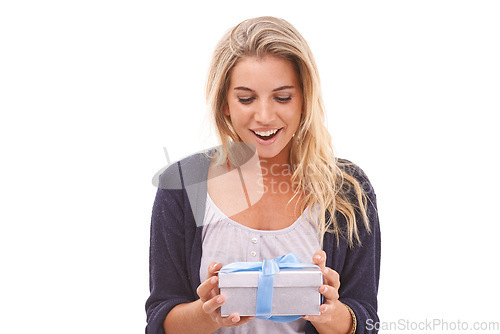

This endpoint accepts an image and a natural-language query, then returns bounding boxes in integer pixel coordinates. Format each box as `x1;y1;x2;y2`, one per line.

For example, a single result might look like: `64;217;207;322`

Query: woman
146;16;380;334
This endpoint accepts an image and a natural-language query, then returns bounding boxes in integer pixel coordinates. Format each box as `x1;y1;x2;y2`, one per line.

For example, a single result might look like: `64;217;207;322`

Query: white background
1;1;499;333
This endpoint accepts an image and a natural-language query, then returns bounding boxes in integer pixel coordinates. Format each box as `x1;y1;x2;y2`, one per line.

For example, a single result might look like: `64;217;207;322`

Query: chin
254;147;279;158
256;153;278;159
255;145;288;160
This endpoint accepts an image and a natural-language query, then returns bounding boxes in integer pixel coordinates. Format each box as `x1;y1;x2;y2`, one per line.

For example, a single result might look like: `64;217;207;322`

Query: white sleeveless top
200;192;322;334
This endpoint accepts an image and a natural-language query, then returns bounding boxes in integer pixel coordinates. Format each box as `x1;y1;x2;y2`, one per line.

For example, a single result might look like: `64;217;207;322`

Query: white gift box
219;268;323;317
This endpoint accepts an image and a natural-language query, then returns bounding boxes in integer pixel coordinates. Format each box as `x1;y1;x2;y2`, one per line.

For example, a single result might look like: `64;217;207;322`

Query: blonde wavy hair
205;16;371;247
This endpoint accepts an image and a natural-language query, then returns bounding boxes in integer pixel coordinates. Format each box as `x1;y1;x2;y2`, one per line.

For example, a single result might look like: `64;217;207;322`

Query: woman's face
224;55;303;161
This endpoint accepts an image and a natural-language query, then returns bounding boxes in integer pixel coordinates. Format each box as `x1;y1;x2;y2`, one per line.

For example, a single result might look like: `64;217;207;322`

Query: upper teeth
254;129;279;136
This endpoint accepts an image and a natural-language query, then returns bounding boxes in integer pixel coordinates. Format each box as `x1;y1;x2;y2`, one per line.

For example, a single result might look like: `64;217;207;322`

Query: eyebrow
233;85;295;92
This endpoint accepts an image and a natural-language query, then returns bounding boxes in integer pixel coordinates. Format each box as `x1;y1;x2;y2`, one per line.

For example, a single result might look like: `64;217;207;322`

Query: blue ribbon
219;253;320;323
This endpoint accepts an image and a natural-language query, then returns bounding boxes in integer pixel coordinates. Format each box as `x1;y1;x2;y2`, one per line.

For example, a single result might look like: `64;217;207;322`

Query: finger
197;275;219;301
219;313;255;327
225;313;241;325
201;294;225;314
208;262;222;278
319;284;339;302
303;308;331;323
302;302;336;323
322;267;340;290
312;250;326;269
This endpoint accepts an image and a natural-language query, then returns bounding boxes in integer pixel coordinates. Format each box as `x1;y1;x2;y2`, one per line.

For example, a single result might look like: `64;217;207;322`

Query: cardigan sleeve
305;161;381;334
145;165;198;334
337;162;381;334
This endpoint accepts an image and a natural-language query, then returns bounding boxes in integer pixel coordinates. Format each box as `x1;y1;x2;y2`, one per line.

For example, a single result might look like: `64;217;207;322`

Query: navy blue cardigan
145;150;381;333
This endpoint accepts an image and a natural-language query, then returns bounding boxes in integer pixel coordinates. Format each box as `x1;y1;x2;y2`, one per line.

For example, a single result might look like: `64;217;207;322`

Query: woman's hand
304;250;350;333
196;262;255;328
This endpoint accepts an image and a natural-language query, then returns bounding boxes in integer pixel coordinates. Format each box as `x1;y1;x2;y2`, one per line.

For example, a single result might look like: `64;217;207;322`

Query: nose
254;100;277;124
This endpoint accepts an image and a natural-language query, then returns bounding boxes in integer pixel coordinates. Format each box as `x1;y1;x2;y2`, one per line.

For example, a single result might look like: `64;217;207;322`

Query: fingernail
211;277;218;284
303;315;309;319
213;263;219;270
232;317;239;323
217;296;224;304
321;286;328;293
314;255;322;260
322;306;328;313
323;268;328;275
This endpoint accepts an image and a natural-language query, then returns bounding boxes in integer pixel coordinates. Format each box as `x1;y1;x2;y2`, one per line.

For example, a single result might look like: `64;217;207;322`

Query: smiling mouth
251;128;282;141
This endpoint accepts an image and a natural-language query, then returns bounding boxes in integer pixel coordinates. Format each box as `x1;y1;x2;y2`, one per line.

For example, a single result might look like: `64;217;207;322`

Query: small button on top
251;237;258;244
250;251;257;257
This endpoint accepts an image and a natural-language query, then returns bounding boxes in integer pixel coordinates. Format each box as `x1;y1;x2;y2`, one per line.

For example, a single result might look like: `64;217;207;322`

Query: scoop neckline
205;191;315;235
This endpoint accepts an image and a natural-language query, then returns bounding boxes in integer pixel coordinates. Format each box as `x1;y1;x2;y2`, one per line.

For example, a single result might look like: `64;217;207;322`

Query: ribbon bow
219;252;320;323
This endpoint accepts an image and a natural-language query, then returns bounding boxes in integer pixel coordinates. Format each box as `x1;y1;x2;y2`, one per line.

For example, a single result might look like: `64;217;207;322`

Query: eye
238;97;255;104
276;96;292;103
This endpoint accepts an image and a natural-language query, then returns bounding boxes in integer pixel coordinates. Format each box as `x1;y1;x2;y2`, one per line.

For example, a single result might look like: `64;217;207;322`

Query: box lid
218;269;323;288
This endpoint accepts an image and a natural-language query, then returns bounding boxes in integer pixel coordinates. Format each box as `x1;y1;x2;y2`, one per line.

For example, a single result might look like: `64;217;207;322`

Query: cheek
284;103;303;122
228;105;250;122
227;111;247;130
